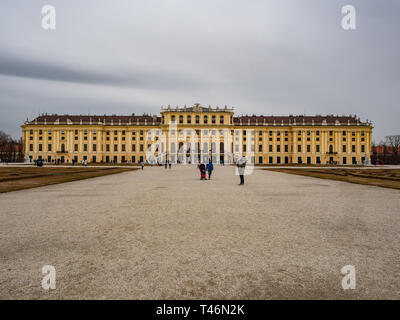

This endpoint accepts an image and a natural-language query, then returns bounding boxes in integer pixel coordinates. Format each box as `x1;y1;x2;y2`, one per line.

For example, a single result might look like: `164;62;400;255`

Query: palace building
21;103;373;165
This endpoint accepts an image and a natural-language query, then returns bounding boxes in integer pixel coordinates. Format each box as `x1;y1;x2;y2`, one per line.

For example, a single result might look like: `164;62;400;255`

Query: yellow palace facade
21;104;373;165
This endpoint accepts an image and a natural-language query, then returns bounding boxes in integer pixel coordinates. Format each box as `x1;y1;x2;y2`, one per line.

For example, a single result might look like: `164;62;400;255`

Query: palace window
361;145;365;152
343;145;346;152
75;144;79;152
204;115;208;124
48;144;52;151
298;145;302;152
179;115;183;124
352;145;356;152
114;144;118;152
171;115;175;122
29;144;33;151
196;115;200;124
122;145;125;152
316;145;320;152
259;145;262;152
84;144;88;152
277;145;281;152
187;115;191;124
93;144;97;152
307;145;311;152
269;145;273;152
220;115;224;124
285;145;288;152
132;144;136;151
212;115;216;124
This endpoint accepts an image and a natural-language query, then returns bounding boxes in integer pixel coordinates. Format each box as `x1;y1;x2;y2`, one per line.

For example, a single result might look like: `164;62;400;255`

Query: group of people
197;156;247;185
140;156;248;186
198;161;214;180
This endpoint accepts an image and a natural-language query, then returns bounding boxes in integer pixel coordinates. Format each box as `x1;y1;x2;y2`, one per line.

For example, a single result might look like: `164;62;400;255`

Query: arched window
170;142;176;153
196;115;200;124
187;115;191;124
220;115;224;124
179;115;183;124
171;115;175;122
204;115;208;124
212;115;216;124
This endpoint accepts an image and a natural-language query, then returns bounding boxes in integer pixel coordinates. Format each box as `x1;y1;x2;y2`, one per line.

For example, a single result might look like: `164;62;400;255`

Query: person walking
199;163;206;180
236;156;247;185
206;160;214;180
140;161;144;170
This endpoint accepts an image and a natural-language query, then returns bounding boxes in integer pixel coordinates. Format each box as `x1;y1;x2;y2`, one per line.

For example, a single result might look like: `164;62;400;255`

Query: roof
25;114;162;126
24;113;371;127
233;115;370;126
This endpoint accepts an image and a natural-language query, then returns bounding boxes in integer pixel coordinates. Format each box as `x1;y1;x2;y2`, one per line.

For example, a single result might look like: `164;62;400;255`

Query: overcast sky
0;0;399;141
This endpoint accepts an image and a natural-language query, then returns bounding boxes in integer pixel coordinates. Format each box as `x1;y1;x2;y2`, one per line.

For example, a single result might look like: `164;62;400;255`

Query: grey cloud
0;0;399;141
0;53;207;90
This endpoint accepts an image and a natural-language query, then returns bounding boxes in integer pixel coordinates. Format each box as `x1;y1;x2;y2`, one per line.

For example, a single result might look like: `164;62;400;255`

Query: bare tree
0;130;11;145
385;135;400;164
0;130;23;163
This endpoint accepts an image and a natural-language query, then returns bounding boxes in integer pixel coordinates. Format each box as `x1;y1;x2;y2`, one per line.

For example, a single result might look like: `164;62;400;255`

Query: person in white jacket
236;156;247;185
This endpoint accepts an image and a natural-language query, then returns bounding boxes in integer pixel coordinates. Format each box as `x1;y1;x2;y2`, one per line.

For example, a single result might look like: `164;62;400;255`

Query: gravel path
0;165;399;299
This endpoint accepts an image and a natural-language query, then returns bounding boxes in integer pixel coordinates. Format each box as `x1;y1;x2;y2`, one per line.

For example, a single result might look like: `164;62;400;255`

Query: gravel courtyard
0;165;399;299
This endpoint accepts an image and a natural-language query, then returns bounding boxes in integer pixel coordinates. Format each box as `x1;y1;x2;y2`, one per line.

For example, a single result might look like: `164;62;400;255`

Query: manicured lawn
265;168;400;189
0;167;136;193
